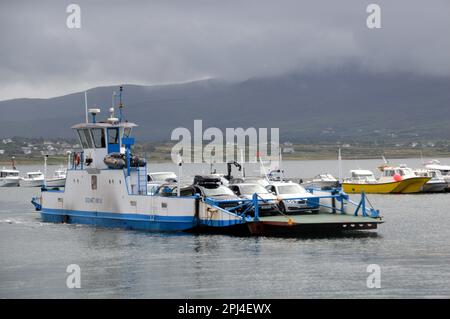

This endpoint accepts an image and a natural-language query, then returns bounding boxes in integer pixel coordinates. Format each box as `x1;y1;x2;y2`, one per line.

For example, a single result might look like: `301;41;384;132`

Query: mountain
1;69;449;142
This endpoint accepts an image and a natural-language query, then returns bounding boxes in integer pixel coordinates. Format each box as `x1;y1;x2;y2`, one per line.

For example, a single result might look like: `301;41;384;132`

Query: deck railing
204;189;380;221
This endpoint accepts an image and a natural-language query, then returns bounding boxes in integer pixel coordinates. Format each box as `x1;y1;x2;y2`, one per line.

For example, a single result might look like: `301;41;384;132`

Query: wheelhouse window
1;172;18;177
108;128;119;144
123;127;132;138
77;129;94;148
384;170;395;177
91;128;106;148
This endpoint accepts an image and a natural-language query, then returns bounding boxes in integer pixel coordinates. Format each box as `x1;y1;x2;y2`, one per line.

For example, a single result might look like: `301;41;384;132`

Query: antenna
112;91;117;108
257;151;270;182
11;156;16;170
107;91;119;123
338;148;342;183
278;147;283;180
177;151;183;197
240;148;245;178
84;91;88;123
118;86;124;122
420;150;425;164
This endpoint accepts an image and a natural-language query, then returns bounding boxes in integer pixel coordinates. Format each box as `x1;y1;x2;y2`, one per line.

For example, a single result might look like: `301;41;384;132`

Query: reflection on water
1;161;450;298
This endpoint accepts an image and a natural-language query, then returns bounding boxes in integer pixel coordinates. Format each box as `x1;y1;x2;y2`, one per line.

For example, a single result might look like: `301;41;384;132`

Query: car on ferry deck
266;182;319;214
228;183;277;214
189;175;242;210
147;171;177;195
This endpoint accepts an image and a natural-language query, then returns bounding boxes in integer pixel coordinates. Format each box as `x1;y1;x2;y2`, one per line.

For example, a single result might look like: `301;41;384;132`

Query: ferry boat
31;87;384;235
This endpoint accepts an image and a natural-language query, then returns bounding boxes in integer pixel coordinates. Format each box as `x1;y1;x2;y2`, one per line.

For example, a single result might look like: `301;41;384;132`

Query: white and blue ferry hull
39;169;244;232
39;169;200;231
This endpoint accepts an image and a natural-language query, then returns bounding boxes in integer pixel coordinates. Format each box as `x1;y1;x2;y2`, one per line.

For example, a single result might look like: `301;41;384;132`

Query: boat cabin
0;169;19;178
72;121;137;169
415;169;444;180
25;172;44;179
425;161;450;177
349;170;377;183
380;165;415;179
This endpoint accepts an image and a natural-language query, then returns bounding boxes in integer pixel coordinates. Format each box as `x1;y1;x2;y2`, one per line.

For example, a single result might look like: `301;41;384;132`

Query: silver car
266;182;319;213
229;183;278;214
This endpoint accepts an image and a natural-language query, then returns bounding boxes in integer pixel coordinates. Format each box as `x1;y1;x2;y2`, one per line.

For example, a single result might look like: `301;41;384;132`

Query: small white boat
46;167;67;188
424;160;450;191
0;168;21;187
414;168;448;193
20;171;45;187
302;173;339;190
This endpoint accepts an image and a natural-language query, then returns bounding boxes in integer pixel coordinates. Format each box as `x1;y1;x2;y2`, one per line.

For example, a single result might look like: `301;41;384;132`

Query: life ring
74;153;81;166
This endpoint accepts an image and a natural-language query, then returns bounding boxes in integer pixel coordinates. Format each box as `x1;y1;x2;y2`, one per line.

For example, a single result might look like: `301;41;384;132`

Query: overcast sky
0;0;449;100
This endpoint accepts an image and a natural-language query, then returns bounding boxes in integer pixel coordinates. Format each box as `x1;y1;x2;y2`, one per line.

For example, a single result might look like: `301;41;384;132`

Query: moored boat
0;168;21;187
302;173;339;190
343;166;430;194
414;169;447;193
46;167;67;188
424;160;450;191
20;171;45;187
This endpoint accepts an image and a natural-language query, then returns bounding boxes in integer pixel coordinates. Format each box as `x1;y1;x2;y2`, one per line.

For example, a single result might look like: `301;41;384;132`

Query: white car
266;182;319;213
147;171;177;195
229;183;277;214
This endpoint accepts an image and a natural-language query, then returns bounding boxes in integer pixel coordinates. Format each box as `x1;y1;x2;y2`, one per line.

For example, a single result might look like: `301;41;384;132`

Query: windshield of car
201;185;235;197
277;184;306;195
239;184;269;194
149;172;176;182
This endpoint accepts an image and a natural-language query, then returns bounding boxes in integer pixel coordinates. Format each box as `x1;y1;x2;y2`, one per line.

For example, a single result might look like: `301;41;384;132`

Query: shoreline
2;153;450;165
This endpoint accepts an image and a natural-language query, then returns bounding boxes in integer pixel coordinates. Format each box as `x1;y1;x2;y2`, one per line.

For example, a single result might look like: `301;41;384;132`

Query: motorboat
46;167;67;188
0;168;21;187
342;165;430;194
20;171;45;187
414;169;447;193
301;173;339;190
424;160;450;191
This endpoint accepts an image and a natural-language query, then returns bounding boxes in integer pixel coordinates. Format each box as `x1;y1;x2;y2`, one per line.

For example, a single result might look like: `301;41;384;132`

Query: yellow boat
342;169;430;194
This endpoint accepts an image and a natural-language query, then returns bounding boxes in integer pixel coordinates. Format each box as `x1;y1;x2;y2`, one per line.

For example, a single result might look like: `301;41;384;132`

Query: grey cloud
0;0;449;100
